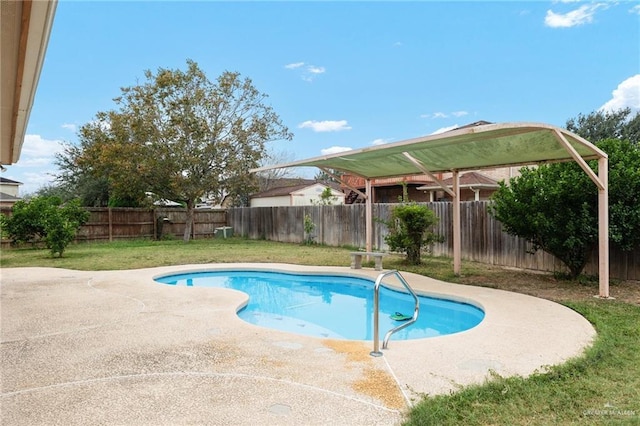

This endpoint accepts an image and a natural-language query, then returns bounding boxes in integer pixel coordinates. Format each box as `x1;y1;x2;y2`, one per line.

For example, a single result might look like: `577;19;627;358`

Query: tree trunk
183;200;194;242
407;245;421;265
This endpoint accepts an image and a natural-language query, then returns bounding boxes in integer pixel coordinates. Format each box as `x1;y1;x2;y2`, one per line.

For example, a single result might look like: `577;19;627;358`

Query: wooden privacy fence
0;207;227;243
77;207;227;241
227;202;639;280
1;203;637;279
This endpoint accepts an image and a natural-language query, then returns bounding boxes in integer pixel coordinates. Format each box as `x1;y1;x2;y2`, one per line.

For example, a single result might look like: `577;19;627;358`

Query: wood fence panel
2;203;638;280
226;202;638;280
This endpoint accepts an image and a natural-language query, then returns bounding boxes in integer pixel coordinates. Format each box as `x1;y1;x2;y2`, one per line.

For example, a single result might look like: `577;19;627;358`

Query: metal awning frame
252;122;610;298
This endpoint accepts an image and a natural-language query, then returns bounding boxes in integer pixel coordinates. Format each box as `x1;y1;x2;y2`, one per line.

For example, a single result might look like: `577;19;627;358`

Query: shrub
1;196;89;257
382;202;441;264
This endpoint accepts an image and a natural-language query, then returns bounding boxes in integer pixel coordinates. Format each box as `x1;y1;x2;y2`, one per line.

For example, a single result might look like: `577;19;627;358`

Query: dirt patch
353;367;406;410
322;339;371;363
322;339;406;409
456;265;640;306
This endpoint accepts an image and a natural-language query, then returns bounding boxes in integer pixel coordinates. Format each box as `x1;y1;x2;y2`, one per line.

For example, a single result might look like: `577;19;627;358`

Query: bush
382;202;441;264
490;138;640;278
1;196;89;257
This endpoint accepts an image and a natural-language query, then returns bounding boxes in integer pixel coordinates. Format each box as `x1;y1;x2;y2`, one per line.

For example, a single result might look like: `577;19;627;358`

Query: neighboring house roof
260;178;316;191
0;177;22;185
252;180;341;199
252;183;313;198
153;199;182;207
340;174;435;190
417;172;500;190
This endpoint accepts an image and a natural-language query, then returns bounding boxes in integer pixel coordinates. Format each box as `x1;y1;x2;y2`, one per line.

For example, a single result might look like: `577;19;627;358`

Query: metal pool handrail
370;270;420;357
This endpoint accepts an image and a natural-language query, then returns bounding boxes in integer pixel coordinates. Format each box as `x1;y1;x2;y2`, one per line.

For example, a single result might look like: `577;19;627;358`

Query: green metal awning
252;122;606;178
251;122;610;298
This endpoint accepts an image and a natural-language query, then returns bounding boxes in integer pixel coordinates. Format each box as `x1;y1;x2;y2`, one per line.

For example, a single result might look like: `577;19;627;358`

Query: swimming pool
155;270;484;340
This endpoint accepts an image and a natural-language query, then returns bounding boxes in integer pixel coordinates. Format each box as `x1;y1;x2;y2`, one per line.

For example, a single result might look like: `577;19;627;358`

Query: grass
0;238;356;270
404;301;640;425
2;237;639;424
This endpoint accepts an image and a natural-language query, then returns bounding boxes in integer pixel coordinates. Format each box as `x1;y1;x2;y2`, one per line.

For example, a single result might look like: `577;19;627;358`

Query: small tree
303;213;316;245
0;197;89;257
490;165;597;278
382;202;440;264
312;187;338;206
490;120;640;278
0;197;50;245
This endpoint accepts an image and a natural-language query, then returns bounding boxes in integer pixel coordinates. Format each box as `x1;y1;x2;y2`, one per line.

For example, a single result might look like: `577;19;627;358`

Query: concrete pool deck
1;264;596;425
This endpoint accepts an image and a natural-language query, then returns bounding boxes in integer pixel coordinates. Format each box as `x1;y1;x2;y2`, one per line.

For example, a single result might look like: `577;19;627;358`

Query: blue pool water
155;270;484;340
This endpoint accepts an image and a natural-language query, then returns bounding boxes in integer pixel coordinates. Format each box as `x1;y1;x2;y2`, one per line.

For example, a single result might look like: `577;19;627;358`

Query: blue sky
8;0;640;195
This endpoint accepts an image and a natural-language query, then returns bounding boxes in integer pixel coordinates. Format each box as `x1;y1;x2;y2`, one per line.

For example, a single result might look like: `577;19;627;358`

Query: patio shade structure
252;122;610;297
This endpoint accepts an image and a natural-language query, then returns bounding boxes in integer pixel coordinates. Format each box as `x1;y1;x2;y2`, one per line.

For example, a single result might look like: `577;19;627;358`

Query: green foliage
303;213;316;245
0;197;89;257
490;164;597;278
53;141;113;207
0;197;52;244
382;202;440;265
491;138;640;278
404;301;640;425
56;60;292;240
313;168;342;183
566;107;639;145
597;139;640;251
490;109;640;278
312;186;337;206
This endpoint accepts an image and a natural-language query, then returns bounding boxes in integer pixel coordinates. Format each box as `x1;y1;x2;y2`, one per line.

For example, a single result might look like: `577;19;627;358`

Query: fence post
192;210;196;240
152;209;156;240
108;207;113;242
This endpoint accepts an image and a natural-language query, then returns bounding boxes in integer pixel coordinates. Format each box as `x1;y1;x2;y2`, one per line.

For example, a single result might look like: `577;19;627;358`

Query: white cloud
631;4;640;15
20;134;65;159
284;62;305;69
307;66;326;74
544;3;606;28
285;62;326;82
431;125;459;135
61;123;77;132
321;146;352;155
298;120;352;132
20;170;58;194
422;111;468;119
393;41;403;47
600;74;640;113
2;135;65;194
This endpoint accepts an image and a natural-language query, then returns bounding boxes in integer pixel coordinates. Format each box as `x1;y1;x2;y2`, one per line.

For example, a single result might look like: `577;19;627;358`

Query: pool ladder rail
370;270;420;357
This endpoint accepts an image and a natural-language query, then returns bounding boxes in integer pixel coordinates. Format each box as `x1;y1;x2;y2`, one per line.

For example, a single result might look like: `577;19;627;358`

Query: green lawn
2;237;639;424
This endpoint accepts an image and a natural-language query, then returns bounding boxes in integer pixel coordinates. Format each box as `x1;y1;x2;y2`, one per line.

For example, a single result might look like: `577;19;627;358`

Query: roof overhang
1;0;58;166
252;122;607;179
417;183;499;191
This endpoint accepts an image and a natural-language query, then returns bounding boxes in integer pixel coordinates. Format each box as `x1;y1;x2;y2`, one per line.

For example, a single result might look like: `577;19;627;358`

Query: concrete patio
1;264;596;425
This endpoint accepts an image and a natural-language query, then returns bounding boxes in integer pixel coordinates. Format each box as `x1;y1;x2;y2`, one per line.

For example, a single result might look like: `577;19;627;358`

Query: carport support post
598;157;609;298
552;129;609;298
366;179;372;253
452;170;461;275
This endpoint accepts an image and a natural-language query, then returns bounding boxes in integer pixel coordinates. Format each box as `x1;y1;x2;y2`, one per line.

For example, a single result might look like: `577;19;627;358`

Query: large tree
566;107;640;146
62;60;292;240
490;109;640;278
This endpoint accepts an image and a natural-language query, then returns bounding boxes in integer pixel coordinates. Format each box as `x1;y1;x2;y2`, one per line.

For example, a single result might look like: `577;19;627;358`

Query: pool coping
147;263;597;393
1;264;597;425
